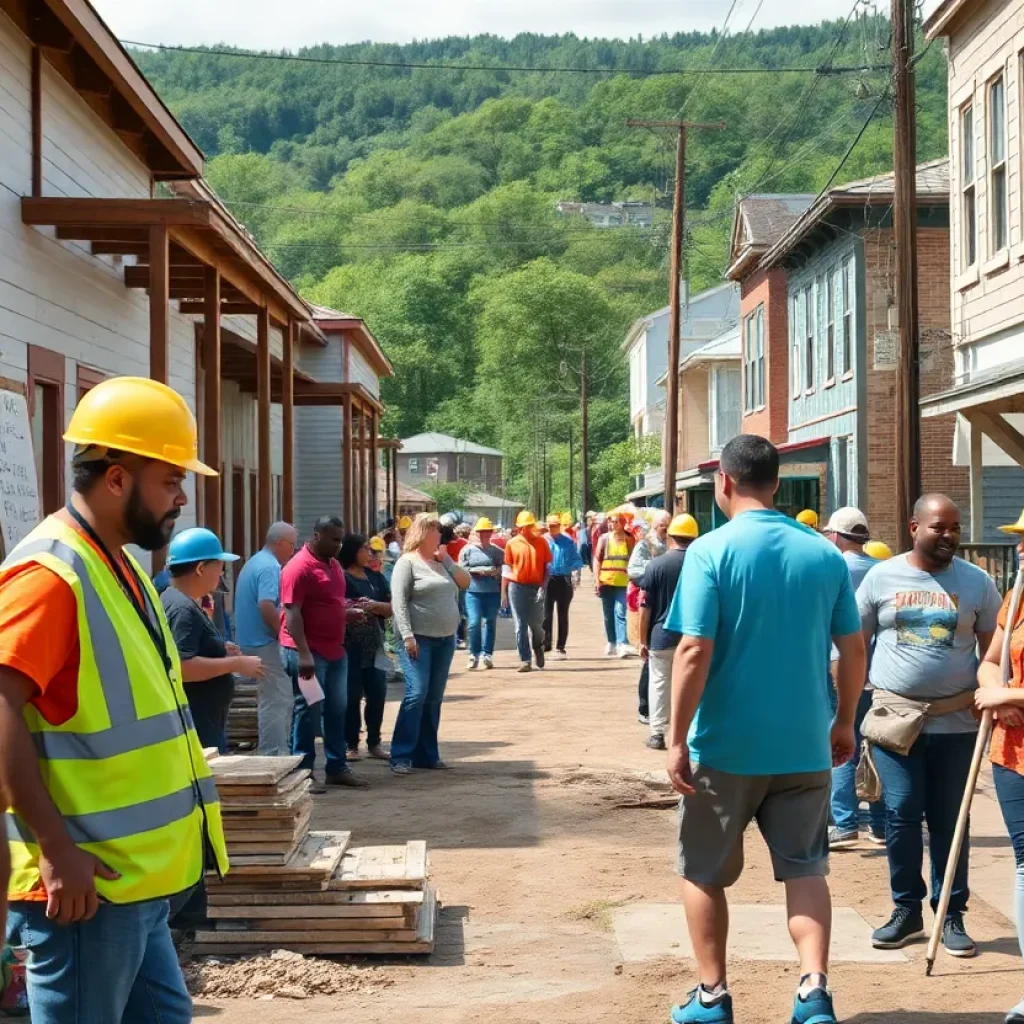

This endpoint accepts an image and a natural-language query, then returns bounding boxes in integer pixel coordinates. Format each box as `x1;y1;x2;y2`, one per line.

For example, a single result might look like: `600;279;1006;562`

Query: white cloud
95;0;856;51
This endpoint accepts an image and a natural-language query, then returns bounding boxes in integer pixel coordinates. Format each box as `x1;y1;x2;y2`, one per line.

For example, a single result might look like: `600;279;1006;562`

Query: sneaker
367;744;388;760
518;662;532;673
482;655;494;669
827;826;859;850
554;649;568;660
390;762;414;776
638;713;650;725
326;770;368;788
535;649;545;669
605;642;616;656
647;734;666;751
308;776;327;795
346;746;362;762
942;912;977;958
791;984;837;1024
671;986;733;1024
866;825;886;846
456;639;467;650
616;644;632;659
466;655;478;670
872;906;925;949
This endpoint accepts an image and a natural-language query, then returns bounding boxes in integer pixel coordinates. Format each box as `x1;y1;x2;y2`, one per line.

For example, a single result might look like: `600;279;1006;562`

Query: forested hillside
132;18;949;509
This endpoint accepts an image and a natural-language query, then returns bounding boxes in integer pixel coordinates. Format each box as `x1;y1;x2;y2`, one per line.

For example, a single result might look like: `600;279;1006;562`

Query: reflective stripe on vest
599;537;630;587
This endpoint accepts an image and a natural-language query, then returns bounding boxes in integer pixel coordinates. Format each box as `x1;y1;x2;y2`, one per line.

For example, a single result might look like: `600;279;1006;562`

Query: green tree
420;481;469;514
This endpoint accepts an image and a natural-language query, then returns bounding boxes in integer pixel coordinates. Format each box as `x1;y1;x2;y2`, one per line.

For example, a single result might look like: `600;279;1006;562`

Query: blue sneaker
671;987;734;1024
790;986;837;1024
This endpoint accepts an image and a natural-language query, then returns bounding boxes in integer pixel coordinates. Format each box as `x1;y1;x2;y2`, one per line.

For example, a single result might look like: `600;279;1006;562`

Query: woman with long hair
389;513;471;775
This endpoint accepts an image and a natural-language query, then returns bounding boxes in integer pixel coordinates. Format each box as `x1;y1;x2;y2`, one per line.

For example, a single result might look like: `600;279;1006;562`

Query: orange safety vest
598;534;631;587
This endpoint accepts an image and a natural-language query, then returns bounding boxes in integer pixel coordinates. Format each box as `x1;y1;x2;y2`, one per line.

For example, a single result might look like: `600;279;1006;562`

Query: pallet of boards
225;676;258;748
206;830;352;892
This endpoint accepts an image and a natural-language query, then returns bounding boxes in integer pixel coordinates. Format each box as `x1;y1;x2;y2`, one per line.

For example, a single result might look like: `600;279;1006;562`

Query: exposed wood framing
257;306;272;543
283;319;295;523
203;267;222;536
30;44;41;197
358;409;368;534
369;410;379;533
148;224;168;384
342;392;354;529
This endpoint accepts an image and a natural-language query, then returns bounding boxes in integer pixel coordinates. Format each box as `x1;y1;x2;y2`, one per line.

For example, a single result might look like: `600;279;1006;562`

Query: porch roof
920;360;1024;418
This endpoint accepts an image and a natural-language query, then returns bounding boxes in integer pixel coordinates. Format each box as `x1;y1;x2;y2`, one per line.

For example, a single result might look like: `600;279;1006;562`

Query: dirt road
192;588;1024;1023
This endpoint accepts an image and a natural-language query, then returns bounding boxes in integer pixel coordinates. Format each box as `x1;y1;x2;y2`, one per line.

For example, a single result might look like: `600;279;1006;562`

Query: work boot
326;769;368;789
872;906;925;948
647;734;666;750
942;912;977;958
308;775;327;795
535;649;545;669
671;986;733;1024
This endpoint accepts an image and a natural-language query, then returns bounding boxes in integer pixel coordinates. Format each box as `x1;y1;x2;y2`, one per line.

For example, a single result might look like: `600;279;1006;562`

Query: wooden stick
925;568;1024;975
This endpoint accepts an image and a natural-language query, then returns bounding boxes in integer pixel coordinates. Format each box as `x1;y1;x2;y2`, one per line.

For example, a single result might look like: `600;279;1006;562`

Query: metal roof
400;432;504;456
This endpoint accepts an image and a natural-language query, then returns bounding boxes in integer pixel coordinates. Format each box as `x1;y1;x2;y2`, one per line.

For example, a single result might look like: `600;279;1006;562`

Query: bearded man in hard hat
501;511;553;672
637;514;699;751
0;377;228;1022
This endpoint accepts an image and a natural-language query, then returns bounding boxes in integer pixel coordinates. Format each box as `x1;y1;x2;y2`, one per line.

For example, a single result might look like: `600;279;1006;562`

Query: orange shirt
504;533;552;586
991;589;1024;774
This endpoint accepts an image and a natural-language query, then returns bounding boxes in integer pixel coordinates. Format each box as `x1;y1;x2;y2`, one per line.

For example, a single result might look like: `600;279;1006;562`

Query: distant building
556;200;654;229
398;432;504;492
462;492;525;529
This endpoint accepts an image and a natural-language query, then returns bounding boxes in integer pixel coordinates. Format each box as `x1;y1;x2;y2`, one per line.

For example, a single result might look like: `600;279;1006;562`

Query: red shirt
447;538;468;561
492;535;507;550
279;544;347;661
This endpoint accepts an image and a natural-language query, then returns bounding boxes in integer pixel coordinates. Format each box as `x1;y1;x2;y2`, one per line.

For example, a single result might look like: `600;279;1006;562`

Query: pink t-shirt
279;544;347;661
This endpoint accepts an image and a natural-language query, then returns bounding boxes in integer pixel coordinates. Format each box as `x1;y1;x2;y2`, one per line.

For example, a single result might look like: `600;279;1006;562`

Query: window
835;437;849;508
457;454;466;478
841;257;853;373
990;77;1008;253
804;286;815;390
755;305;764;408
28;345;65;516
408;457;420;474
826;268;836;380
76;364;105;401
791;294;801;396
709;365;741;453
960;103;977;268
743;310;756;412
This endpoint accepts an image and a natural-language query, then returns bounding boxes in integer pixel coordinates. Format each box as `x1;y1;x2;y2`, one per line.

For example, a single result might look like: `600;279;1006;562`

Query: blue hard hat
166;527;240;567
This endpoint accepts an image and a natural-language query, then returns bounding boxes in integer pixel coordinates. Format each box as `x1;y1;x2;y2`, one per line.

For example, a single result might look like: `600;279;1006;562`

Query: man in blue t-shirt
664;435;865;1024
234;521;298;755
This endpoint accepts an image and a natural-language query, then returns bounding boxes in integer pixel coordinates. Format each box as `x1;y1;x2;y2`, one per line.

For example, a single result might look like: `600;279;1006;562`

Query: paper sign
0;391;40;556
298;673;325;705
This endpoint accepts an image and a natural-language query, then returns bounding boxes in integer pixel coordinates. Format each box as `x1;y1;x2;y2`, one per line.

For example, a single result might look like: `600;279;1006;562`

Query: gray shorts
676;765;830;887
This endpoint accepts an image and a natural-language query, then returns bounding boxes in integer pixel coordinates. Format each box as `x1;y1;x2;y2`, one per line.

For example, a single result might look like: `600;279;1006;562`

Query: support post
370;411;379;534
390;446;398;522
580;349;590;515
148;225;169;384
30;46;42;198
969;416;984;543
342;392;353;529
256;305;272;545
358;408;368;534
282;319;295;524
202;266;222;536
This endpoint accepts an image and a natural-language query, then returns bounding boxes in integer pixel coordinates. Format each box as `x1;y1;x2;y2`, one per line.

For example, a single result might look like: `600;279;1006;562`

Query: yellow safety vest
599;535;631;588
4;516;229;903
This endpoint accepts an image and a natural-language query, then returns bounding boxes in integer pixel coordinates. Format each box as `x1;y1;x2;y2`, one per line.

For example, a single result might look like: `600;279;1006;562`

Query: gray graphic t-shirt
856;553;1001;733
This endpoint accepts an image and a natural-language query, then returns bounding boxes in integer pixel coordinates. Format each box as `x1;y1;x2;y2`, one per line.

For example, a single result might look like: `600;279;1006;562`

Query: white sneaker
617;644;633;659
482;655;494;669
605;642;616;656
466;656;478;670
554;650;568;660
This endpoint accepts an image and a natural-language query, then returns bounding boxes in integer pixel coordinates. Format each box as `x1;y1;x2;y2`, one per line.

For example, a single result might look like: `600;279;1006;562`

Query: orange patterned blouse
991;589;1024;774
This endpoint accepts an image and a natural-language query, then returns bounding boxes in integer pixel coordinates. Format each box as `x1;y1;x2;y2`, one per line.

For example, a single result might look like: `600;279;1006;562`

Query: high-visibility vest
598;535;631;588
4;516;229;903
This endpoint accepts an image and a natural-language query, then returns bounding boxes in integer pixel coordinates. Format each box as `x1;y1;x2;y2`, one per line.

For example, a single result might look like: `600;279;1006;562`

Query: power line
122;39;889;77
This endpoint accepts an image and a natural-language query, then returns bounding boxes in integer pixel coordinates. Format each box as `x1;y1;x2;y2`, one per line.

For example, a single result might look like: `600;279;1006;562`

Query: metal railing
960;543;1019;594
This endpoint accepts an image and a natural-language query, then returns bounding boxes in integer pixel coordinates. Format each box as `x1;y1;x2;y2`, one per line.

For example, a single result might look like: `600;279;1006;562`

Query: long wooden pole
202;266;222;535
342;392;353;529
148;224;170;575
256;306;272;545
282;319;295;523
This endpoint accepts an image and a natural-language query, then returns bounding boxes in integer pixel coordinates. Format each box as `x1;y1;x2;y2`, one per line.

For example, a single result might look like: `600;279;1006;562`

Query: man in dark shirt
637;513;699;750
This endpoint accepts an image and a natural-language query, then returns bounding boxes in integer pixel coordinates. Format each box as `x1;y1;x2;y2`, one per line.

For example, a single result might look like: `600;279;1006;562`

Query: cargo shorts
676;764;831;887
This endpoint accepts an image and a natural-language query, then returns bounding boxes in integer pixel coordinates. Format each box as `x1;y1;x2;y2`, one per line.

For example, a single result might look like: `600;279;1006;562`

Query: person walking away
666;434;865;1024
0;376;228;1023
638;514;698;751
975;510;1024;1023
281;516;367;792
459;520;503;670
820;507;886;849
162;528;263;752
630;511;670;723
390;514;470;775
860;494;1000;956
544;514;583;659
501;511;553;673
578;512;595;572
339;534;392;761
594;513;634;657
233;521;298;755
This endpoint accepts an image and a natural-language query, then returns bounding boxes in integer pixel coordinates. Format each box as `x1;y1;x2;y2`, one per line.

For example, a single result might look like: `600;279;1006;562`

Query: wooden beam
70;44;112;96
203;267;222;537
90;241;148;257
149;225;169;384
390;447;398;523
358;408;368;534
30;45;41;197
283;318;295;524
56;226;149;243
257;305;272;544
968;416;984;543
32;3;75;52
369;410;379;533
177;300;261;316
125;264;205;287
23;197;209;227
972;411;1024;469
342;391;353;529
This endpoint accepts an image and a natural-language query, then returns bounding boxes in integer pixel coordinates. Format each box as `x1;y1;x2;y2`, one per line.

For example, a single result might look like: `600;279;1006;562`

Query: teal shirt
665;509;861;775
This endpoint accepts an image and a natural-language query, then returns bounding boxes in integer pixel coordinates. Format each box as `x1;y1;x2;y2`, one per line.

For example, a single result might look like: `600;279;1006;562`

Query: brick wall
739;267;790;445
679;363;710;469
861;226;967;547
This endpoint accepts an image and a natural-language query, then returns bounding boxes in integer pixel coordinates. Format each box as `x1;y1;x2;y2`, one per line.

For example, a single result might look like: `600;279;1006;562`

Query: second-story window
743;306;764;413
791;294;801;397
840;257;853;374
961;102;977;268
804;286;815;390
990;76;1008;253
755;305;765;408
826;268;836;380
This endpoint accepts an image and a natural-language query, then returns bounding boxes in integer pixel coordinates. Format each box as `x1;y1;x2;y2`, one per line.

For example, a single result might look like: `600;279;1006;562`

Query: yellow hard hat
864;540;893;560
399;515;413;530
1000;509;1024;535
668;513;699;540
474;517;495;531
64;376;214;475
796;509;819;528
516;510;537;528
546;513;562;526
369;536;386;552
560;513;573;527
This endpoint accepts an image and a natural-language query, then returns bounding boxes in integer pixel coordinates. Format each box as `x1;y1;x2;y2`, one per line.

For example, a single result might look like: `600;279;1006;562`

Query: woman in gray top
389;513;470;775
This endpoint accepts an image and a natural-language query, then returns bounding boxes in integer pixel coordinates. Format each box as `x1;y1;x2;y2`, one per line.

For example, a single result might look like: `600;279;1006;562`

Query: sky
93;0;858;52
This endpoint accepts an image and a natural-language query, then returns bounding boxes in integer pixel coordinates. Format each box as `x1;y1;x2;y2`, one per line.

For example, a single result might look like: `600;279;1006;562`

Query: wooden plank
257;304;271;542
215;916;411;932
207;889;425;909
282;318;295;522
209;905;417;922
193;928;420;944
208;755;304;786
149;223;168;384
330;842;427;891
191;941;432;955
203;265;222;534
30;45;40;197
211;831;350;881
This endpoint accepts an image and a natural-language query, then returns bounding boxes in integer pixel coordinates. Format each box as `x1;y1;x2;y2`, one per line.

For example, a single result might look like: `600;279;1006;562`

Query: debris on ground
182;949;393;999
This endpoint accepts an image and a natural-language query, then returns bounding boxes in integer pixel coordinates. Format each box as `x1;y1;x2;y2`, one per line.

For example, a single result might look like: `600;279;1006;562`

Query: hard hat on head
516;510;537;528
369;536;386;552
864;540;893;561
560;513;573;527
823;506;869;541
166;527;239;567
64;376;215;476
546;513;562;526
796;509;819;528
474;516;495;531
398;515;413;530
1000;508;1024;535
668;513;699;540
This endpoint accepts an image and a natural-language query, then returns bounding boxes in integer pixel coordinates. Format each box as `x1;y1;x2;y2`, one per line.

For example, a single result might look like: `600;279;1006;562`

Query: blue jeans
993;763;1024;959
466;591;500;657
873;730;976;914
507;581;545;663
6;898;191;1023
391;633;456;767
830;688;887;833
599;585;627;645
283;647;349;776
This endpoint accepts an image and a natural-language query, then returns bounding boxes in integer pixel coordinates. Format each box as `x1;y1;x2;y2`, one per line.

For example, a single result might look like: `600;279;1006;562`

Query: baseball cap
823;506;870;540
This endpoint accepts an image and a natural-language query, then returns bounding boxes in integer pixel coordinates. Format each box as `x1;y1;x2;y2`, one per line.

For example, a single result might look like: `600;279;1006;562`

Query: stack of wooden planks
225;676;258;748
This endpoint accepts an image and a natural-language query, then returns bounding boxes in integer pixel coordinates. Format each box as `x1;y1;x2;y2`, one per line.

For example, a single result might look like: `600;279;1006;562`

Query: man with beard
0;377;228;1023
859;494;1000;957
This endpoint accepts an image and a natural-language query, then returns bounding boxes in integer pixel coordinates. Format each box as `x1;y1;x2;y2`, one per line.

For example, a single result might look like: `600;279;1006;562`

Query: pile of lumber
196;754;436;956
225;676;258;748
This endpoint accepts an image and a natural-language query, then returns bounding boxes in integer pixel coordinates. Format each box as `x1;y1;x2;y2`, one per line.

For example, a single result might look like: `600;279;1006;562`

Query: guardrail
960;542;1019;594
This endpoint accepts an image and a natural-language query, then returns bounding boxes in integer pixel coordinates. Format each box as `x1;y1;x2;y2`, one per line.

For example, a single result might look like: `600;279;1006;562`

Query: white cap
823;506;870;540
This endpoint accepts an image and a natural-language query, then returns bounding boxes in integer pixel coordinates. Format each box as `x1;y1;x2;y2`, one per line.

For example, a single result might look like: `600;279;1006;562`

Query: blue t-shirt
665;509;861;775
546;533;584;577
234;548;282;648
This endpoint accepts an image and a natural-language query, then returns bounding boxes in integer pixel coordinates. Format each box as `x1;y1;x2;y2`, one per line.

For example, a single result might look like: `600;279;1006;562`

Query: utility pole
568;423;574;519
627;119;725;513
580;347;590;516
892;0;920;552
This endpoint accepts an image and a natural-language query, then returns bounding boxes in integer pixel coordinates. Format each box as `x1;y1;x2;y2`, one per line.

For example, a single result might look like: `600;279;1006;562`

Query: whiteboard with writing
0;390;40;555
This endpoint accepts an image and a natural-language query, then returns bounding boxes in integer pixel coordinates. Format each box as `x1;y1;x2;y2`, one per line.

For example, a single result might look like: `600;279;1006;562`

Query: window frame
803;285;815;392
27;344;65;516
989;75;1008;255
841;257;853;375
825;268;836;381
960;101;978;269
791;292;801;398
755;305;765;408
408;457;420;474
